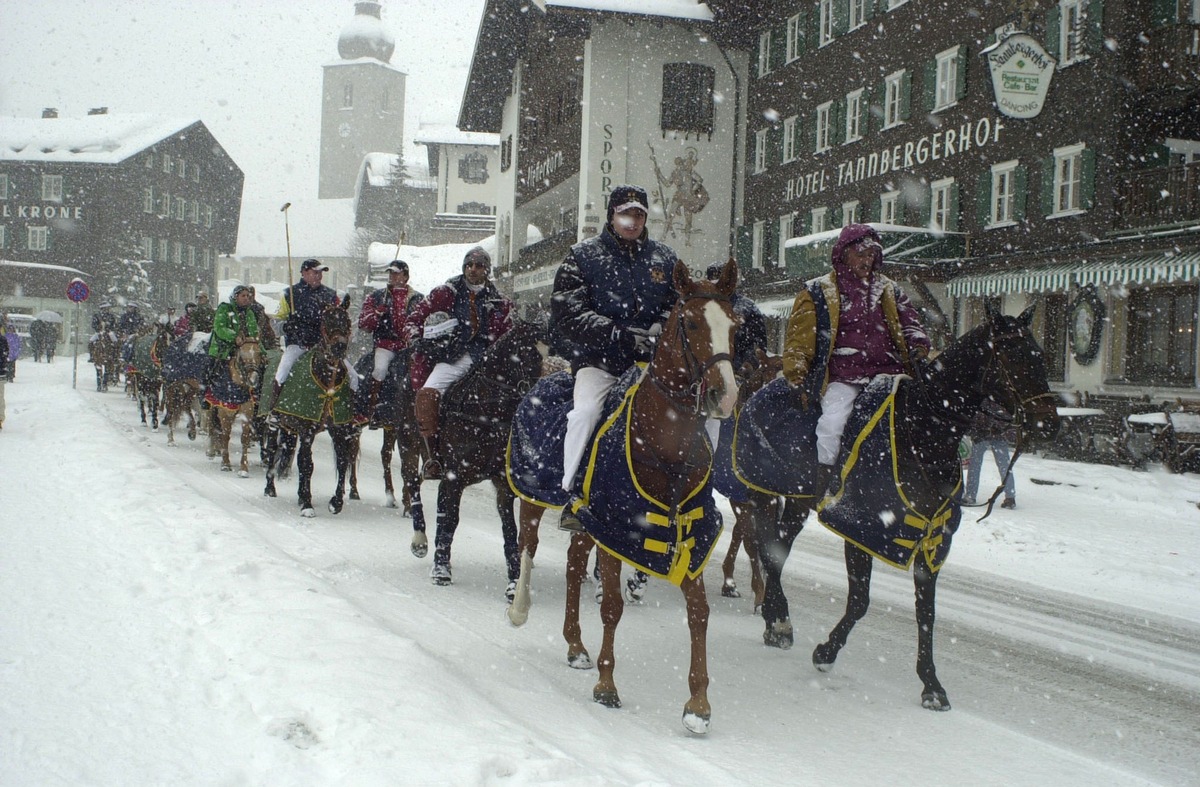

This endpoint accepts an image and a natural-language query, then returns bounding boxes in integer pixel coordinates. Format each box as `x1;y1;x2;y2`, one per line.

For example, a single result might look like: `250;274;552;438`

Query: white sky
3;359;1200;784
0;0;488;254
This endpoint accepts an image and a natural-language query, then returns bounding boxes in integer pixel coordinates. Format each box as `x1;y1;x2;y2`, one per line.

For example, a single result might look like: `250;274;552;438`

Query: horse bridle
644;292;735;416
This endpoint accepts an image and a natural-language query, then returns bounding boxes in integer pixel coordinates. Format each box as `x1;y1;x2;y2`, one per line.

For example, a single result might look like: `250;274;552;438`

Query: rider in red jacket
356;259;424;424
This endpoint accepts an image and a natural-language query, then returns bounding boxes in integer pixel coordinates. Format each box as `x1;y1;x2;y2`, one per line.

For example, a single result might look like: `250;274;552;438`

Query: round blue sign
67;278;90;303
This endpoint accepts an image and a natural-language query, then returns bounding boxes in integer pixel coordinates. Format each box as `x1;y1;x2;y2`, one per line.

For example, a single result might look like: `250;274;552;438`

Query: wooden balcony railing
1113;162;1200;230
1133;24;1200;91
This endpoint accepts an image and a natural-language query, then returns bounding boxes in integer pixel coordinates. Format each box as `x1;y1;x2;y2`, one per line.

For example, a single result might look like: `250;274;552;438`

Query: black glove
623;327;656;359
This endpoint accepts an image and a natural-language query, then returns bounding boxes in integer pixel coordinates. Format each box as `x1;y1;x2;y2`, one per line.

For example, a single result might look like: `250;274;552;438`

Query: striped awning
946;252;1200;297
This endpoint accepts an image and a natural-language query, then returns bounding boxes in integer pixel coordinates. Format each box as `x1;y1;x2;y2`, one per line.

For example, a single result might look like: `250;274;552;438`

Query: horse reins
644;292;734;416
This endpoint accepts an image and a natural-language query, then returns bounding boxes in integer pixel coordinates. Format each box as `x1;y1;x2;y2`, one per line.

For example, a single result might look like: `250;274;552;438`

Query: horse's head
652;259;740;419
229;337;263;391
979;303;1060;442
319;298;353;362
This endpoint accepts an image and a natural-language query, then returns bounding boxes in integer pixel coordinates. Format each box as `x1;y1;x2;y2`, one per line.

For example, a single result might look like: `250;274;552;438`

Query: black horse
738;304;1059;711
425;320;547;596
262;300;358;517
349;350;426;522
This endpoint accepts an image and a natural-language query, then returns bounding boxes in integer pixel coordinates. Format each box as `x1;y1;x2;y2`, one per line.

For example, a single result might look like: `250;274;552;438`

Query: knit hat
462;247;491;273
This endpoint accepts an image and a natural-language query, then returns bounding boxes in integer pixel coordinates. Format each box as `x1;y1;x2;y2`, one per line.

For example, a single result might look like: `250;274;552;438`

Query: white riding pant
422;354;473;393
562;366;619;491
816;381;861;466
274;342;361;391
370;347;396;382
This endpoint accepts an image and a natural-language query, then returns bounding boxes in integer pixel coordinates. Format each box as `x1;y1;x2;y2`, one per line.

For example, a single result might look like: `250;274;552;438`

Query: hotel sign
987;33;1056;119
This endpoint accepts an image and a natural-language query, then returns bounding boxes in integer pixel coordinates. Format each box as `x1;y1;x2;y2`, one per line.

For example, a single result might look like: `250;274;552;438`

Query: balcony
1133;24;1200;92
1113;162;1200;231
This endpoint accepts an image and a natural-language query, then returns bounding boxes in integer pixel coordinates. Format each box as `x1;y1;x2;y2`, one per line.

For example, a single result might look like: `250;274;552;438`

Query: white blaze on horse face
702;300;739;418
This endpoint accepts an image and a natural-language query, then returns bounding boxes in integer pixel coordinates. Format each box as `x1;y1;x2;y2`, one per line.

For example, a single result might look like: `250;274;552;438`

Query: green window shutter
947;181;961;231
806;113;818;154
771;24;787;71
863;0;877;22
955;46;969;101
899;70;912;121
1144;142;1171;166
769;126;784;167
1014;165;1028;221
1086;0;1105;55
832;100;846;146
1080;148;1098;209
922;58;937;113
876;194;886;223
877;0;890;13
871;81;885;134
1040;155;1056;216
917;183;932;227
1150;0;1178;26
735;225;754;268
1045;6;1062;59
976;173;992;228
806;4;819;51
766;218;781;266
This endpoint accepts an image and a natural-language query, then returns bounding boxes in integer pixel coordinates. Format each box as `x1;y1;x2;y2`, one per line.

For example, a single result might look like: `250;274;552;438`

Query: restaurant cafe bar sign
986;32;1056;119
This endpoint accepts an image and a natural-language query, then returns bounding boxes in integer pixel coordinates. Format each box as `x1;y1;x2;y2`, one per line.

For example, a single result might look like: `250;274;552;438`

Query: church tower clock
318;0;406;199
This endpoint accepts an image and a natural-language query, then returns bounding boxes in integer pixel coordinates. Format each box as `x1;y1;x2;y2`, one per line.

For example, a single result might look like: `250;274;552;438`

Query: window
143;188;155;214
1126;285;1197;386
815;102;833;153
751;220;765;270
661;63;715;136
192;164;200;183
458;153;488;184
849;0;869;29
934;46;961;111
145;153;154;169
163;155;173;174
0;226;7;249
28;226;48;251
191;200;200;224
174;196;186;220
758;31;772;77
160;191;170;216
783;116;798;163
1191;0;1200;23
342;82;353;108
880;190;900;224
177;159;186;179
1051;143;1086;215
500;136;512;173
41;175;63;202
754;128;768;173
458;201;492;215
811;206;829;233
989;160;1020;226
142;236;154;260
819;0;835;47
173;241;183;264
0;174;6;198
1059;0;1088;64
845;89;864;143
204;204;213;228
159;238;169;262
884;70;909;129
786;14;802;62
842;200;860;226
930;177;957;230
188;246;196;265
779;212;794;265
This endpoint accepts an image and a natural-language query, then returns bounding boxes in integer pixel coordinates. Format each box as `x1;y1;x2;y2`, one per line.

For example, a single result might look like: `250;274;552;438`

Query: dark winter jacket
358;284;424;352
405;274;513;388
731;292;768;373
280;282;339;349
118;309;145;337
0;325;8;378
550;226;678;375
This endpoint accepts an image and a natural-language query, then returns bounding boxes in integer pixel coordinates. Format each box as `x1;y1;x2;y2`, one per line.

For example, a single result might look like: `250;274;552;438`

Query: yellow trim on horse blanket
578;379;722;585
274;349;354;425
816;375;961;573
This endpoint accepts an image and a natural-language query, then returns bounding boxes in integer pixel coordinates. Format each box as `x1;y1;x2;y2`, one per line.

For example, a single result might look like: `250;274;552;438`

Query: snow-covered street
3;358;1200;786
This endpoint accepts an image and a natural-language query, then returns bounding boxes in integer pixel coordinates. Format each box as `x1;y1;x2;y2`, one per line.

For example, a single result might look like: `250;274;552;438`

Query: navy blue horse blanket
732;377;822;498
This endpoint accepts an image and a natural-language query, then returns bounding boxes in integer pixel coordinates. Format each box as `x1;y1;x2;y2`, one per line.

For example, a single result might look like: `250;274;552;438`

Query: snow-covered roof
545;0;713;21
365;237;499;296
0;259;88;276
0;113;202;164
413;125;499;148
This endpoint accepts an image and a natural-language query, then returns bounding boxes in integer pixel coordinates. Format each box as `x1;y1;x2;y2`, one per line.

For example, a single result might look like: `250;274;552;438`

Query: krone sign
987;33;1056;119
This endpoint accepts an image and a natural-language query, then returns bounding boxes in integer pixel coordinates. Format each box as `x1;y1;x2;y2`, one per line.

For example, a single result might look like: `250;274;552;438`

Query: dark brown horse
262;300;358;517
207;337;263;476
742;304;1059;711
507;259;740;735
89;329;121;392
129;322;172;430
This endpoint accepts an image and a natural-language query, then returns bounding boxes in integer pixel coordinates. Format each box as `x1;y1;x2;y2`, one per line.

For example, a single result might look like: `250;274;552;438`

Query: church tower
318;1;406;199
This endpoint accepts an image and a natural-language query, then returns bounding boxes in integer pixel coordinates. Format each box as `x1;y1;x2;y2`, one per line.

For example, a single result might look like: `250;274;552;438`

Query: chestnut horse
507;259;740;735
129;323;171;430
739;304;1059;711
206;337;264;476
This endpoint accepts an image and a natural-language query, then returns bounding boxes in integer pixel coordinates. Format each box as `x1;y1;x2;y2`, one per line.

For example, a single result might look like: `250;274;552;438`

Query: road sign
67;278;90;303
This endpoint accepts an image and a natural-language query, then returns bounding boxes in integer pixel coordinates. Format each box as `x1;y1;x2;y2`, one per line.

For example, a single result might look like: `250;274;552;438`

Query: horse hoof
812;642;837;670
300;507;316;518
349;490;360;501
568;651;594;670
682;708;711;735
506;605;528;627
721;579;740;598
237;470;249;479
763;620;794;650
411;532;428;559
504;580;517;603
593;687;621;708
329;497;344;515
624;577;647;604
921;690;951;711
384;493;398;509
220;464;232;472
430;563;452;585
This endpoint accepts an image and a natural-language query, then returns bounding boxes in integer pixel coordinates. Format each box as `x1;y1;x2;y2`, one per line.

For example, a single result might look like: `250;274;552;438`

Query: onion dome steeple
337;1;395;63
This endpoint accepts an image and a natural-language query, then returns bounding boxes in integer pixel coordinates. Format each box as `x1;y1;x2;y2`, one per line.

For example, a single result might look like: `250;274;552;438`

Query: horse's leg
733;500;767;612
813;542;873;670
238;410;254;477
681;574;712;734
507;500;544;626
563;533;594;668
262;423;279;498
347;429;361;501
297;432;316;516
381;427;397;508
430;481;459;583
914;560;949;710
217;409;234;472
720;505;746;598
494;480;520;595
757;493;809;648
150;385;161;430
403;436;424;525
593;550;624;707
329;427;353;514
